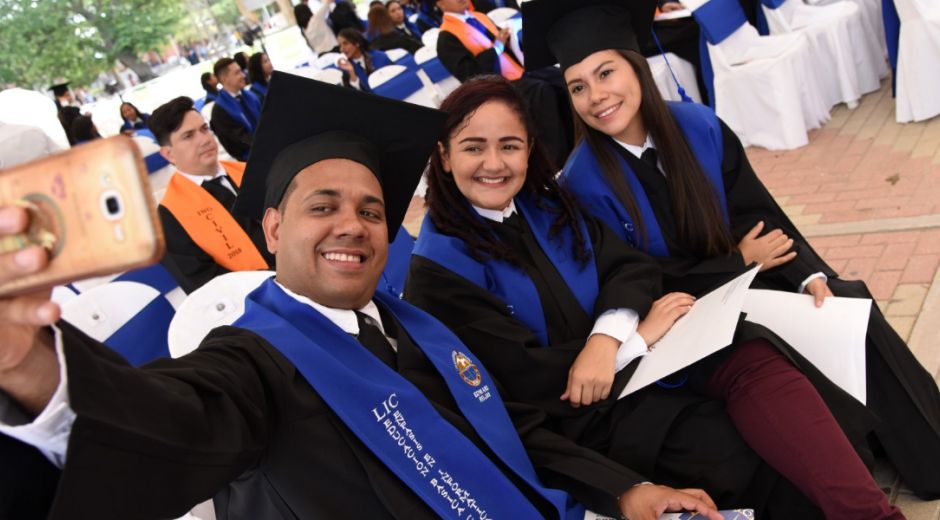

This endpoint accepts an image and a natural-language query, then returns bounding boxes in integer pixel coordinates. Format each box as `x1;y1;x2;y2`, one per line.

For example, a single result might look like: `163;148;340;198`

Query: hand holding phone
0;136;165;296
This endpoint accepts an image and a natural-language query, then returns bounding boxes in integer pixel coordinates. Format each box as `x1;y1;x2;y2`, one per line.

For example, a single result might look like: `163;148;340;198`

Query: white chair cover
369;64;409;88
707;23;830;149
414;46;462;96
131;135;174;201
313;68;344;86
487;7;519;24
895;0;940;122
384;48;410;63
61;282;161;343
421;28;440;49
315;52;342;69
0;88;69;149
806;0;888;56
167;271;274;358
646;53;703;103
763;0;886;108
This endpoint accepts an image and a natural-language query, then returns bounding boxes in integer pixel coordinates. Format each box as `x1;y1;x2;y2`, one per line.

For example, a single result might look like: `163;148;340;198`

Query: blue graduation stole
562;102;729;258
249;82;268;99
215;89;262;133
412;194;598;347
233;279;585;519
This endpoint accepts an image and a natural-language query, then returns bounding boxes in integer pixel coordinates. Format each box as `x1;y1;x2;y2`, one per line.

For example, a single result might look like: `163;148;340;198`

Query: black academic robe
405;213;846;518
470;0;520;12
40;314;647;519
157;176;273;293
0;433;59;519
370;31;423;54
614;121;940;499
209;103;254;161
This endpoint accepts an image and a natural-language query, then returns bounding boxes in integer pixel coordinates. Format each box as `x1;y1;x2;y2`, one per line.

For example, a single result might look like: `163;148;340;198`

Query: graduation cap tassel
650;28;694;104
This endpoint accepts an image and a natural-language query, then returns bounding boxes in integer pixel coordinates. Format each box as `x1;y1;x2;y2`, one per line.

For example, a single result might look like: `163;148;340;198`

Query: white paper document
654;8;693;20
619;267;760;399
742;289;871;404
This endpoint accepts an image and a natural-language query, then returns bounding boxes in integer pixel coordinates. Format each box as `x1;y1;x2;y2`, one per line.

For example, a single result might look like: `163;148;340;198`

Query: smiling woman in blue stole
0;72;719;520
404;70;905;520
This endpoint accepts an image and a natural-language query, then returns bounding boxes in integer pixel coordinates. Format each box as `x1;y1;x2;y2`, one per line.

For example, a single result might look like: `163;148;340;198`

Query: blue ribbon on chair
104;295;175;366
143;151;170;174
754;0;785;35
692;0;749;108
418;57;452;83
372;70;424;101
883;0;900;96
115;264;179;295
393;53;418;70
692;0;749;45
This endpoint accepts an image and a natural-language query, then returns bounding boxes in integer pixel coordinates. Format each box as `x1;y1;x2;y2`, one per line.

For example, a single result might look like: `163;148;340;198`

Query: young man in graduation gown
434;0;574;167
0;73;724;520
149;96;272;293
210;57;262;161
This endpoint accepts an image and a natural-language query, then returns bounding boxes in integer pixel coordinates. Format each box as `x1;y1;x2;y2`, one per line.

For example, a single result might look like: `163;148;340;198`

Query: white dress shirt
176;163;237;195
611;136;826;292
0;281;395;467
472;202;649;372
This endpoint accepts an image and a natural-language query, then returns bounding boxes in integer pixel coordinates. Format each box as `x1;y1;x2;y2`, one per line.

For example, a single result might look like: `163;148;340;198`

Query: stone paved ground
403;78;940;518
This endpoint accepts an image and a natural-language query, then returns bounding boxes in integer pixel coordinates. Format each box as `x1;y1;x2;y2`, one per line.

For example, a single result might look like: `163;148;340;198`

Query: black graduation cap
521;0;658;71
49;82;71;97
233;71;446;239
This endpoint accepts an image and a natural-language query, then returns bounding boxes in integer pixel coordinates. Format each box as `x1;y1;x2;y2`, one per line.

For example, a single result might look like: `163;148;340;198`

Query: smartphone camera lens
99;191;124;221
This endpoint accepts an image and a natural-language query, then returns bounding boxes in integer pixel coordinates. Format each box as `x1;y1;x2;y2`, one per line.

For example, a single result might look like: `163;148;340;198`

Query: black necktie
640;147;659;172
501;211;524;232
201;176;237;209
466;16;496;42
236;95;257;127
355;311;397;369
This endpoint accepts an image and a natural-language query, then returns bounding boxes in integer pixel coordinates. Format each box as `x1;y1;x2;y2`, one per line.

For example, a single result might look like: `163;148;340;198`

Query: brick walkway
748;78;940;518
403;78;940;518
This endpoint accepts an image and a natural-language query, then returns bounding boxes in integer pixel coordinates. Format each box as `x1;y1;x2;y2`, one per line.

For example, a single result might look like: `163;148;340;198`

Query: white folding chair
894;0;940;122
313;68;344;86
61;281;176;366
384;48;410;63
414;46;461;96
762;0;886;109
689;0;832;150
487;7;519;25
421;28;440;49
646;53;703;103
132;136;174;202
315;52;342;69
167;271;274;358
368;64;409;89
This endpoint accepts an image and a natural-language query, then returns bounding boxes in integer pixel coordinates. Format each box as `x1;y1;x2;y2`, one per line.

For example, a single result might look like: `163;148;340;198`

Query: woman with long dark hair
247;52;274;101
405;74;904;519
367;4;422;53
336;28;393;92
530;0;940;500
118;102;150;135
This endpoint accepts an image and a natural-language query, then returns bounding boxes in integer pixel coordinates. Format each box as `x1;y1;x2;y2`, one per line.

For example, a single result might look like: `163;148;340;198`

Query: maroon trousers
704;339;905;520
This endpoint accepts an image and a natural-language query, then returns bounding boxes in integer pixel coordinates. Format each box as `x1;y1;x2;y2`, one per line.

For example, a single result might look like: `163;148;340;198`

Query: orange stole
440;12;524;81
160;160;268;272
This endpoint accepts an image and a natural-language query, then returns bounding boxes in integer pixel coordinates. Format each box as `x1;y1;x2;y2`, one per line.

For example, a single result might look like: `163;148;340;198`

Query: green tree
0;0;186;88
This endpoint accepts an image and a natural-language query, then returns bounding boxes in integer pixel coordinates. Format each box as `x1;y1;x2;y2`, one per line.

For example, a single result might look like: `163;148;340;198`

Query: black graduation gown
40;314;647;519
615;121;940;499
209;103;253;161
371;31;423;54
405;213;837;518
470;0;520;12
158;177;274;293
0;433;59;519
435;27;574;168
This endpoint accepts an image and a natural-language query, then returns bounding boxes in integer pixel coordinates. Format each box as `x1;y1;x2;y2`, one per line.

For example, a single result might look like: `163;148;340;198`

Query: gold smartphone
0;136;165;296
